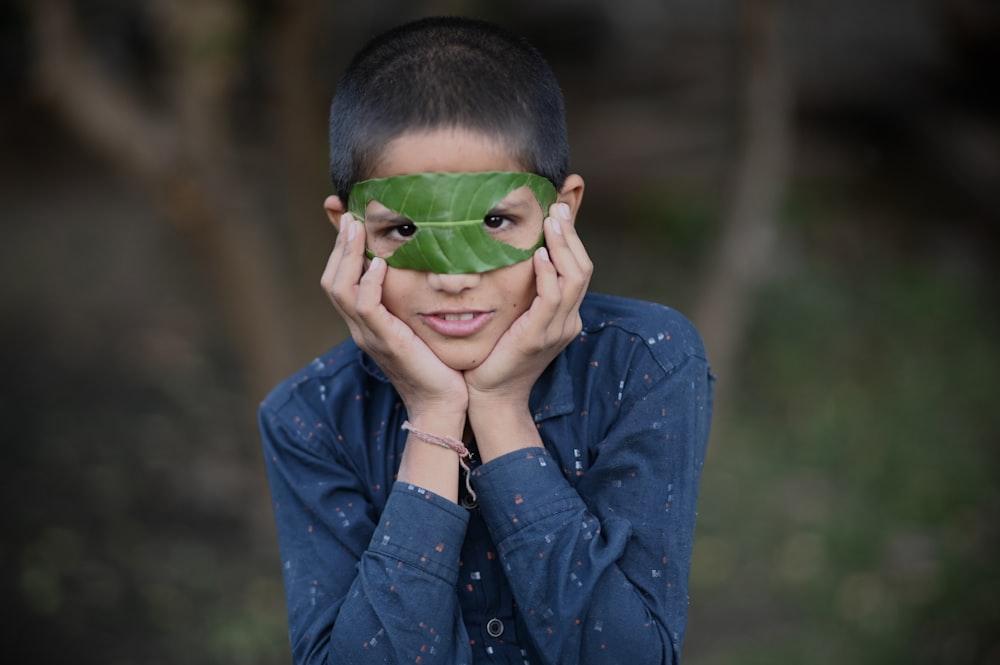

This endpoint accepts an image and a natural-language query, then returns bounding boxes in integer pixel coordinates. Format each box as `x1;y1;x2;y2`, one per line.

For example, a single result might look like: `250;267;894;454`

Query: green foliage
1;312;291;665
583;186;722;313
629;187;720;262
688;253;1000;665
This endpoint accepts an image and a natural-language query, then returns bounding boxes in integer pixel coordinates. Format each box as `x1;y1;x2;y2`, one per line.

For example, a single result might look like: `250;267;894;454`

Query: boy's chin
431;344;492;372
440;354;485;372
424;336;503;372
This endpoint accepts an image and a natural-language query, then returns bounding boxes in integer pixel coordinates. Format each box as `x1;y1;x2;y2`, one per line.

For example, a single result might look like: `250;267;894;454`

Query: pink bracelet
401;420;477;502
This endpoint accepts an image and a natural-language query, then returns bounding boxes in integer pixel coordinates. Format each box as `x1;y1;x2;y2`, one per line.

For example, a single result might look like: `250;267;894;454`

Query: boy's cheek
378;268;408;314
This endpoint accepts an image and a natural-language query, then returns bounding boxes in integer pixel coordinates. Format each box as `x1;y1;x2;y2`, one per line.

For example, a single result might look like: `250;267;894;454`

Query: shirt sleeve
472;354;712;665
258;405;474;665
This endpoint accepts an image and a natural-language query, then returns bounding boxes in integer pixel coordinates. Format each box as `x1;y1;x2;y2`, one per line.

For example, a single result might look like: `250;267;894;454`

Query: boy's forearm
396;410;467;503
470;356;712;665
473;448;676;665
305;484;473;665
467;397;544;463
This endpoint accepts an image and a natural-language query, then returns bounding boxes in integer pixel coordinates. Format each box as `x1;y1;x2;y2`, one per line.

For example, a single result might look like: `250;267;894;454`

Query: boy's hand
465;202;592;414
321;216;469;420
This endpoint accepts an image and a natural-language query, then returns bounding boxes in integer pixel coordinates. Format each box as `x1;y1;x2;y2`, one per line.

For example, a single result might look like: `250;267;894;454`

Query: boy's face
327;128;581;371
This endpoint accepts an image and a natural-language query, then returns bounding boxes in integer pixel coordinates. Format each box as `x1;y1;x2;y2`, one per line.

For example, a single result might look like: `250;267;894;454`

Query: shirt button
486;618;504;638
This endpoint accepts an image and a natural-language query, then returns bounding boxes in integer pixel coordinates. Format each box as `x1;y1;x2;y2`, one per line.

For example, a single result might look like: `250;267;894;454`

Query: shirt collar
529;349;576;423
358;345;390;383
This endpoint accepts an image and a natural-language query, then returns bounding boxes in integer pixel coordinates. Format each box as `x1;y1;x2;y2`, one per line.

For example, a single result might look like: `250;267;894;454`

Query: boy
258;15;713;665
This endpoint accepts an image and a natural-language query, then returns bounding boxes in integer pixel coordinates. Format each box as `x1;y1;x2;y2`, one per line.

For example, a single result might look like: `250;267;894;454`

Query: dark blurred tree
695;0;792;415
27;0;339;400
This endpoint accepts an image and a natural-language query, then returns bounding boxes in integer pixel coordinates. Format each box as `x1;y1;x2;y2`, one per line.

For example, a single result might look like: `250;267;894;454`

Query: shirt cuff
472;448;580;542
368;482;471;584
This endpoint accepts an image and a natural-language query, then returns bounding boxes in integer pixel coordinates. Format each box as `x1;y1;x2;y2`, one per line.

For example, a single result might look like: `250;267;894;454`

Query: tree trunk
695;0;793;422
29;0;307;400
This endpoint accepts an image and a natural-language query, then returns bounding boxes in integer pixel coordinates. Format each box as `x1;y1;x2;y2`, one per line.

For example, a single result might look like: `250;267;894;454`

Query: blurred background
2;0;998;663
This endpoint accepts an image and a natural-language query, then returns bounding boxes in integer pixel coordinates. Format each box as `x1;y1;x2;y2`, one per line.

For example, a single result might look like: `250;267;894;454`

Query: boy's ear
323;195;346;231
558;174;585;223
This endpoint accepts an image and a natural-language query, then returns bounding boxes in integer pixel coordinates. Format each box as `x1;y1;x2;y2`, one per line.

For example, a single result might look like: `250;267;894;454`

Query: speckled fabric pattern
259;292;713;664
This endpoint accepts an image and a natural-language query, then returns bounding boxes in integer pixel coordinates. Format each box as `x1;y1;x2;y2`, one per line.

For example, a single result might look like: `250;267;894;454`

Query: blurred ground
2;1;999;663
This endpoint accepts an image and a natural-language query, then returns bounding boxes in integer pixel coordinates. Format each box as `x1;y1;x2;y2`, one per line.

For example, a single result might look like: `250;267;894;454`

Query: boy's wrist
404;392;470;427
467;399;543;462
397;411;469;503
404;410;467;440
467;393;527;426
466;384;531;413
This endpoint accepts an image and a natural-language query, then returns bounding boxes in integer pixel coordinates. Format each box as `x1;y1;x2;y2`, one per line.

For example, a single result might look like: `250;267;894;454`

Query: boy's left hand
464;203;592;408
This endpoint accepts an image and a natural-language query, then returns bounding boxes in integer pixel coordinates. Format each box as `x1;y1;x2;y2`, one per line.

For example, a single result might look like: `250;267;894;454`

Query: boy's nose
426;271;482;293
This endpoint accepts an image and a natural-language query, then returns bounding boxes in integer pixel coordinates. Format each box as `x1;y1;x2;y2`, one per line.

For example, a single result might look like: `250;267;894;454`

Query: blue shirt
258;292;713;665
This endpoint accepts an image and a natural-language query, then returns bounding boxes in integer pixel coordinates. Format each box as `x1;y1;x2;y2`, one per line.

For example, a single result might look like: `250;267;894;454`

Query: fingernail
347;219;358;241
548;216;563;236
556;203;571;220
537;246;551;262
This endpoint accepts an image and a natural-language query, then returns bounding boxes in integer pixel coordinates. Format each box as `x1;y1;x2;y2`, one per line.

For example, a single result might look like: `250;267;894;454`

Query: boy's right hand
321;216;469;420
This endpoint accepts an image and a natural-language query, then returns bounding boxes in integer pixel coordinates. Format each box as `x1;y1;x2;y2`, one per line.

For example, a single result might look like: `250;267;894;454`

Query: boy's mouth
422;310;493;337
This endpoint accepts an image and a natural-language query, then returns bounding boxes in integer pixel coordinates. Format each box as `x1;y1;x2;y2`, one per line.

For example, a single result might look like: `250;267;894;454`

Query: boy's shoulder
577;292;708;370
258;338;381;416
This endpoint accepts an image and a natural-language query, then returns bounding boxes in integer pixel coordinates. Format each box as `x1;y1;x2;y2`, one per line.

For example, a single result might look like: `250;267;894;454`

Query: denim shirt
258;292;713;665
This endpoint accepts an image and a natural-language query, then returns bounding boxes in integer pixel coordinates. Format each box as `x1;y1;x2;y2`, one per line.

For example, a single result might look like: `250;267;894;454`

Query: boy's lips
421;310;494;337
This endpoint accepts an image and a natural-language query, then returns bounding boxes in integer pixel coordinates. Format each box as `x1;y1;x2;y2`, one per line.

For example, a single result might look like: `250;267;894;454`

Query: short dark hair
328;16;569;203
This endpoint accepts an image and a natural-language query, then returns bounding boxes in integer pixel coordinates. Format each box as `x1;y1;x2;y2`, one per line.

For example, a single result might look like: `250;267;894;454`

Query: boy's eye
484;214;510;230
391;223;418;238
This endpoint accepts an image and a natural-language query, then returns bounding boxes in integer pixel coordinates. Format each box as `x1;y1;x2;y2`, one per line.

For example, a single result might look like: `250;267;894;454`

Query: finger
546;202;592;275
532;246;560;299
320;214;350;294
541;243;584;339
319;224;371;347
538;214;590;342
548;201;588;254
341;254;403;357
543;212;584;279
550;205;592;289
348;258;449;378
328;218;368;317
354;256;387;324
560;222;593;286
339;215;365;264
543;215;591;309
514;247;563;345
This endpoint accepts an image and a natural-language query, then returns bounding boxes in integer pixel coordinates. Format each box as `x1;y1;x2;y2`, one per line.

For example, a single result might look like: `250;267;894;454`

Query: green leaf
348;171;557;273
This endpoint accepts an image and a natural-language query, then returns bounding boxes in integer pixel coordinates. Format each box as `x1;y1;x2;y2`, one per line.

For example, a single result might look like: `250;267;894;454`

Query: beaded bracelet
401;420;477;502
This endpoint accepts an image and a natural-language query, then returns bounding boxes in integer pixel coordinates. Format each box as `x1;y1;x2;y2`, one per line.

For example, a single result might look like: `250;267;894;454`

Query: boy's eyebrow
363;209;413;225
490;200;531;213
489;193;539;215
